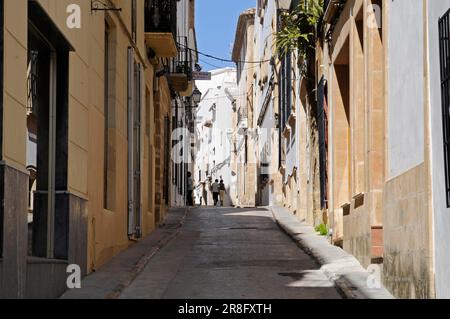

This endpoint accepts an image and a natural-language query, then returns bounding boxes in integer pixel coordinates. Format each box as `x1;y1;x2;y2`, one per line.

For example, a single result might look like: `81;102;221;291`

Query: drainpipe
127;47;135;237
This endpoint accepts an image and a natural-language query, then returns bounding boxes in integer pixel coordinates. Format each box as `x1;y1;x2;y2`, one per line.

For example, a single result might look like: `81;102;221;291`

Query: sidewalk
270;206;394;299
61;207;189;299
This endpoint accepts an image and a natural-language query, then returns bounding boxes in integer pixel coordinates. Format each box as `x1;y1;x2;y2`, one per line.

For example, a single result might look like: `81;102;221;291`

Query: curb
270;206;394;299
61;207;190;299
106;207;190;299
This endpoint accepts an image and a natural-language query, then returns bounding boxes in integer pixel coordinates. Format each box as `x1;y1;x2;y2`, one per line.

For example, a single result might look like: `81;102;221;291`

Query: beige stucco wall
343;202;371;267
233;13;257;208
1;0;169;272
3;0;28;172
325;0;385;264
383;164;432;298
381;0;434;299
323;0;434;298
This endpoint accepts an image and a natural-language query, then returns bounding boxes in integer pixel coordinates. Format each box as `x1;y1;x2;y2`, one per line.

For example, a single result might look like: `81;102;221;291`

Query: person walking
202;183;208;206
211;179;220;206
219;180;226;207
186;172;194;206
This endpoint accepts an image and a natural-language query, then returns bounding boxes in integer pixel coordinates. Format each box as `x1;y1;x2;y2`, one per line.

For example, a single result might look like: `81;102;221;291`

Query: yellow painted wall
3;0;28;172
1;0;168;272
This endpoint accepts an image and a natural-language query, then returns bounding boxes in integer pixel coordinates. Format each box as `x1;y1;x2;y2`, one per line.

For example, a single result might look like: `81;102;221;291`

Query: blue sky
196;0;256;71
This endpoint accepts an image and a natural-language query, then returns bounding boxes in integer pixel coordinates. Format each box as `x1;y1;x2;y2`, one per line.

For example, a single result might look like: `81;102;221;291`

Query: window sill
341;202;351;216
353;192;365;209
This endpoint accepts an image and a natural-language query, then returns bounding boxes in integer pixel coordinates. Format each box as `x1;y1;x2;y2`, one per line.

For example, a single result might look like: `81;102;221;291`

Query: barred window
439;9;450;207
317;76;329;209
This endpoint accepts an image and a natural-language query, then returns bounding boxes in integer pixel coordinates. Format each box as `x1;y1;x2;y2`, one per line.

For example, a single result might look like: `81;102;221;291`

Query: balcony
144;0;177;58
166;37;193;92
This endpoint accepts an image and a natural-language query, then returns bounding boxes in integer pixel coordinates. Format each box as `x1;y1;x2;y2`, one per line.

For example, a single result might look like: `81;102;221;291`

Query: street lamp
192;88;202;105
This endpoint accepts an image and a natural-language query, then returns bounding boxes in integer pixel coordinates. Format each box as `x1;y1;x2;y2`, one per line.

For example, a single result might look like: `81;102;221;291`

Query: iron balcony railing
144;0;177;37
169;36;193;80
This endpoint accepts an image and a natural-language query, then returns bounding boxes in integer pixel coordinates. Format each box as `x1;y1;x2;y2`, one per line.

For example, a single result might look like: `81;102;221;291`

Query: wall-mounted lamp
192;88;202;104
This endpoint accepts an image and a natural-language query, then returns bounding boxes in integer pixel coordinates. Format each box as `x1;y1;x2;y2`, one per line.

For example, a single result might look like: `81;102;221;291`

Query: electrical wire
199;58;266;74
199;59;228;70
178;42;273;64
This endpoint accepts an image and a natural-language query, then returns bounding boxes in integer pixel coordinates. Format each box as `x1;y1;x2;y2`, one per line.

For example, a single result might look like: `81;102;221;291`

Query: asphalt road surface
119;207;342;299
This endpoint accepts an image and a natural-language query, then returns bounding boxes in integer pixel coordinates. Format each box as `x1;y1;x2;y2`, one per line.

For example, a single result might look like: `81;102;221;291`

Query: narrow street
117;207;342;299
2;0;450;302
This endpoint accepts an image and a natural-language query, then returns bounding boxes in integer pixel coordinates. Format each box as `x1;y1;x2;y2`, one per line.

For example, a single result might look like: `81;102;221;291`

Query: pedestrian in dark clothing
219;180;226;206
187;172;193;206
211;179;220;206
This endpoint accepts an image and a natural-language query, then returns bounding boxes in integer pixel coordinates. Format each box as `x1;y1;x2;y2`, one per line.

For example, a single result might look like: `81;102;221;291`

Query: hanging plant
275;0;324;61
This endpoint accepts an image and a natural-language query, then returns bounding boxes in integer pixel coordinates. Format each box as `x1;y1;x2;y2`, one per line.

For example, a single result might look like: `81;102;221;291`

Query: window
439;10;450;207
126;47;144;238
28;1;73;259
211;104;217;122
317;76;329;209
163;116;170;205
278;51;292;167
277;9;293;168
131;61;144;237
104;19;117;212
146;88;153;213
281;52;292;129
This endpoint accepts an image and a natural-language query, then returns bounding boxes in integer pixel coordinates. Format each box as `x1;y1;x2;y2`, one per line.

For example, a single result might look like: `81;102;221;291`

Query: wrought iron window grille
439;9;450;207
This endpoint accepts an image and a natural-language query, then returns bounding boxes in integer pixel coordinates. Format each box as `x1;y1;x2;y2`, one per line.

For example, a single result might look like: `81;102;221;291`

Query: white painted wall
171;0;197;207
428;0;450;299
388;0;425;178
194;68;237;206
253;0;283;205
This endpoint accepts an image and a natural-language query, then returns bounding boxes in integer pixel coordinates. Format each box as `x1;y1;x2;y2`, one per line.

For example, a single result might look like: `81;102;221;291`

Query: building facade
231;8;257;208
0;0;197;299
321;0;450;299
232;0;450;299
194;68;236;207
